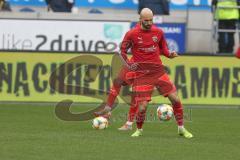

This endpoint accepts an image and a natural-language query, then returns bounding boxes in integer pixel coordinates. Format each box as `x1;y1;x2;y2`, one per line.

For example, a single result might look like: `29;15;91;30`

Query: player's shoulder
151;25;164;34
128;27;137;34
126;24;140;36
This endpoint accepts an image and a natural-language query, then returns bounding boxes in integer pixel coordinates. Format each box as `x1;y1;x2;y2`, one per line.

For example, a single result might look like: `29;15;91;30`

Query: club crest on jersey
152;36;158;42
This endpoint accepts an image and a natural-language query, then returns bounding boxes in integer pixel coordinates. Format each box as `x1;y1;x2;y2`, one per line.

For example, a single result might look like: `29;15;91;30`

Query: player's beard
141;21;152;30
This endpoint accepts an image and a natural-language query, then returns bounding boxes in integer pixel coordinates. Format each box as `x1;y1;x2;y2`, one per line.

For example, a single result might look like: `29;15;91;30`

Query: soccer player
118;8;193;138
94;25;156;131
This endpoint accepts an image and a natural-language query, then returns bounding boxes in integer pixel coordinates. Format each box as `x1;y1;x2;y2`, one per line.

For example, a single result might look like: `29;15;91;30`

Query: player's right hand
169;51;178;59
129;63;138;71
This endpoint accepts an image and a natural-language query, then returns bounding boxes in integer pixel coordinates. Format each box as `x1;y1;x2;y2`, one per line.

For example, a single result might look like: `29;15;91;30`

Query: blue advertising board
160;23;186;54
131;22;186;54
7;0;211;10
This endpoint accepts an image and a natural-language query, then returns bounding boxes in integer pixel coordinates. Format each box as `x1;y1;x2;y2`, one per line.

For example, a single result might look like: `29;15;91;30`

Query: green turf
0;103;239;160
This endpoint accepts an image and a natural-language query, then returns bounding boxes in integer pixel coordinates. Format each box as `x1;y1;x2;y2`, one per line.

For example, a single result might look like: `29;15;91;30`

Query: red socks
172;101;184;126
128;104;138;122
136;108;146;129
106;84;122;107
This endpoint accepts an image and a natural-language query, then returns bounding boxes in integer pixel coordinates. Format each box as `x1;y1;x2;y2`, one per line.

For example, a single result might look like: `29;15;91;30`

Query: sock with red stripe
127;97;138;122
136;108;146;129
172;101;184;126
128;105;138;122
106;83;122;108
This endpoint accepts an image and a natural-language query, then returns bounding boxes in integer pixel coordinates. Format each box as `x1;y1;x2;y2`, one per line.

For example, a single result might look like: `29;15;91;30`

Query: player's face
140;17;153;30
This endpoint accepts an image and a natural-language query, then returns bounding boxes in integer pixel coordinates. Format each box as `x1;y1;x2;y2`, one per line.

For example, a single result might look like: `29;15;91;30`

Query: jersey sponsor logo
152;36;158;42
137;36;143;44
139;45;157;52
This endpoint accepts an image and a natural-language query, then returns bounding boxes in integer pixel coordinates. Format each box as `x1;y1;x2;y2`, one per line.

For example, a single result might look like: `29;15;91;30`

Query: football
157;104;174;121
92;116;109;129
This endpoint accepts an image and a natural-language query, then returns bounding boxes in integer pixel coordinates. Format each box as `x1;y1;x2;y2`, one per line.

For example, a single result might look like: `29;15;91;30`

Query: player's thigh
167;91;180;104
114;67;130;85
132;76;154;102
156;73;176;97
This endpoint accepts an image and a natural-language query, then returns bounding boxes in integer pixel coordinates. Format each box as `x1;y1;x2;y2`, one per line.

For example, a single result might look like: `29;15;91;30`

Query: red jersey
120;24;170;65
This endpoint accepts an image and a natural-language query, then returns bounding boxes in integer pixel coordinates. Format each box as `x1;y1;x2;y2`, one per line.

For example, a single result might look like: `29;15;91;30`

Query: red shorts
117;66;133;85
132;73;176;102
156;73;176;97
117;66;144;85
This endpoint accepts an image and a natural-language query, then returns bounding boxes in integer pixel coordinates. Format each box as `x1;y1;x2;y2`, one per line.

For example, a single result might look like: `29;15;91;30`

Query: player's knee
138;101;148;112
168;92;180;104
113;78;125;86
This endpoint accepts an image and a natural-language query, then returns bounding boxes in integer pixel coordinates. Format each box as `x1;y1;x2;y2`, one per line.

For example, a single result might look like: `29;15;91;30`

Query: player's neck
140;25;151;32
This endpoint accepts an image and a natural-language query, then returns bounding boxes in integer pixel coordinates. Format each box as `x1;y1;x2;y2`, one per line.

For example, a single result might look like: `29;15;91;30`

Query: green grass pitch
0;103;239;160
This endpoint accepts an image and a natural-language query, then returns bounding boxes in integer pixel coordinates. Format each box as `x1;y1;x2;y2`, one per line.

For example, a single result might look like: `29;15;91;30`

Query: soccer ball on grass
92;116;108;129
157;104;173;121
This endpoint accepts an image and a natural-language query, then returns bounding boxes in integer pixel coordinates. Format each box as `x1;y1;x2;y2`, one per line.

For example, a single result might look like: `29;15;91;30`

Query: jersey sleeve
159;30;171;58
119;30;133;65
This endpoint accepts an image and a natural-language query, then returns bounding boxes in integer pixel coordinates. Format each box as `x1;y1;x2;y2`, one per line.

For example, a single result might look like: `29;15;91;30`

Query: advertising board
0;19;130;52
0;52;239;105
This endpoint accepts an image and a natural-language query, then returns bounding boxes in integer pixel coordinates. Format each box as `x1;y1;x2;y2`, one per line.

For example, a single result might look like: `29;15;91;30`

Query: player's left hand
169;51;178;59
94;106;112;117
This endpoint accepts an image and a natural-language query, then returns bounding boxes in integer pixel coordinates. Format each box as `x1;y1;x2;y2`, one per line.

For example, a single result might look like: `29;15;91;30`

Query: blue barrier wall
7;0;211;10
